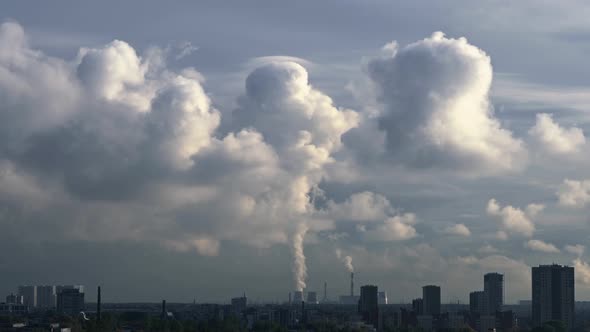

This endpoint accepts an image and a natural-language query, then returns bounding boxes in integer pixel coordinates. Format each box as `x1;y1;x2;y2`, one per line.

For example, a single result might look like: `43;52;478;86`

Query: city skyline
2;1;590;305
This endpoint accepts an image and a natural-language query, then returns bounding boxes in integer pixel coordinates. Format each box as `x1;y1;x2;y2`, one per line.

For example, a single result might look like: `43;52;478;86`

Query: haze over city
2;0;590;315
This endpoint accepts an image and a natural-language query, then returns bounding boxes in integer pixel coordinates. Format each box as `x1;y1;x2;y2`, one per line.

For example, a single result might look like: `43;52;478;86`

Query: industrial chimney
350;272;354;297
96;286;101;323
161;300;166;318
323;282;327;302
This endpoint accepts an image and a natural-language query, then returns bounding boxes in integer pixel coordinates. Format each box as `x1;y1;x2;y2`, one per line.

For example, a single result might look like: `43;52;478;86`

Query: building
359;285;378;327
306;291;318;304
0;303;27;315
55;285;84;295
477;315;496;332
57;288;85;316
292;291;304;304
470;291;488;314
231;294;247;312
484;273;504;313
412;298;424;315
532;264;574;329
37;285;56;308
5;293;23;305
423;285;441;316
378;291;388;305
17;286;36;308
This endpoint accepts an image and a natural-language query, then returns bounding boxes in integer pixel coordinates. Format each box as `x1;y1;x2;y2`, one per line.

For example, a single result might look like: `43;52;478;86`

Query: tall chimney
323;282;327;302
289;292;292;305
350;272;354;297
96;286;101;323
161;300;166;318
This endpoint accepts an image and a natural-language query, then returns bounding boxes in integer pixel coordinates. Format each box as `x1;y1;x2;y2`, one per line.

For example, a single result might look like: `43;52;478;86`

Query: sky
2;0;590;304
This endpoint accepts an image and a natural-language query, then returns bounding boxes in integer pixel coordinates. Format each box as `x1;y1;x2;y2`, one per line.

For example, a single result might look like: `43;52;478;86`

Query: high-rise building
422;285;441;316
469;291;488;314
292;291;304;303
378;291;388;305
37;285;56;308
17;286;36;308
484;273;504;313
306;291;318;304
359;285;378;327
412;298;424;315
57;288;85;316
532;264;574;329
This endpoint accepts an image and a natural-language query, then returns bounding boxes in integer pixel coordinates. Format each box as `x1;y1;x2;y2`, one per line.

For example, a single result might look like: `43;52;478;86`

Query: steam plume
335;249;354;272
292;223;309;291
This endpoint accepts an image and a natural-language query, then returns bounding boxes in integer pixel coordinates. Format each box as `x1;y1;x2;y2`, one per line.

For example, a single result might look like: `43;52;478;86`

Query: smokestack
323;282;327;302
289;292;292;305
350;272;354;297
96;286;101;323
161;300;166;318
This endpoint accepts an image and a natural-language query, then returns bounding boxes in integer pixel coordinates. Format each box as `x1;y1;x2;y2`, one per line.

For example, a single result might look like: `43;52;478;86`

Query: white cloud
487;199;541;237
529;113;585;154
557;179;590;208
365;32;526;175
525;239;560;253
323;191;394;222
574;259;590;287
565;244;585;257
443;223;471;237
0;22;366;260
363;213;417;241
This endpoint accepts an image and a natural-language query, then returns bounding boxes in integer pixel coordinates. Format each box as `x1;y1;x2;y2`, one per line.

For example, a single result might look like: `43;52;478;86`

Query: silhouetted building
470;291;488;314
306;291;318;304
5;293;23;305
497;310;517;330
231;294;247;312
532;264;574;329
359;285;378;327
292;291;303;304
17;286;36;308
484;273;504;313
36;285;56;308
57;288;84;316
423;285;441;316
0;303;27;315
412;298;424;315
378;291;388;305
477;315;496;332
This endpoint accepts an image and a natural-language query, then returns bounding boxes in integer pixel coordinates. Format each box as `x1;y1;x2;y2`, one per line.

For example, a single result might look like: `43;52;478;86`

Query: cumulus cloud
557;179;590;208
525;239;560;253
565;244;585;257
0;21;364;258
529;113;585;154
322;191;394;222
574;259;590;287
363;213;417;241
486;199;542;237
363;32;525;175
443;223;471;237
